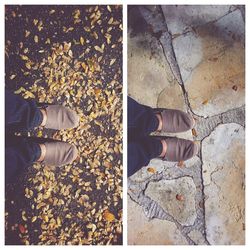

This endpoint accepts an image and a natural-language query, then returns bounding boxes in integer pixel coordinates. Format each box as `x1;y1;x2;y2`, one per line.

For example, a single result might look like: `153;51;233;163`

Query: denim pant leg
5;135;41;183
5;90;43;182
128;137;162;177
128;96;158;136
5;89;43;132
128;96;162;177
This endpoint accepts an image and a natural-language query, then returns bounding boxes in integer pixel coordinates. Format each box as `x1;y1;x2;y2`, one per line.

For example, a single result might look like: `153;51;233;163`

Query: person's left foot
37;141;78;167
159;137;198;162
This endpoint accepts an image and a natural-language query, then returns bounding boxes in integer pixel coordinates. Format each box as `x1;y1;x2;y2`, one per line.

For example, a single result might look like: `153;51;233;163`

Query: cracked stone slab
145;177;197;226
188;230;207;245
184;10;245;117
172;32;203;82
202;123;245;244
161;5;231;35
128;31;175;107
128;195;188;245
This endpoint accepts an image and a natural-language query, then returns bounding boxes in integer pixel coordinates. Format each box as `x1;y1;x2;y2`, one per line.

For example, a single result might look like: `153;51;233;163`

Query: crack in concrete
129;5;245;246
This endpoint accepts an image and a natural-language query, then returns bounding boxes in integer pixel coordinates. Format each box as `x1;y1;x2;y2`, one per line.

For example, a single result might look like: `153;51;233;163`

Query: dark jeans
5;90;42;182
128;97;162;177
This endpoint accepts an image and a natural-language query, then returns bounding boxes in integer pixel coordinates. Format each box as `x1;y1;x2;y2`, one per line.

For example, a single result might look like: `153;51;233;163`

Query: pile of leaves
5;5;122;245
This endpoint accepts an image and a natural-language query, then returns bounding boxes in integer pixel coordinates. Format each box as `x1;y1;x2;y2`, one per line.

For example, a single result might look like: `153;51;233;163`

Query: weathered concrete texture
188;230;208;245
128;195;188;245
202;124;245;244
175;9;245;117
145;177;197;226
128;5;245;245
193;105;245;141
161;5;231;35
172;33;203;82
128;30;176;107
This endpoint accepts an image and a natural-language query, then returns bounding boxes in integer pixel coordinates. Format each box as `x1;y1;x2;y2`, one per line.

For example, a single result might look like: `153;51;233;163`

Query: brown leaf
147;167;156;174
202;99;209;105
192;128;197;137
103;210;115;222
232;85;238;91
19;224;26;234
34;35;39;43
176;194;185;201
177;161;184;168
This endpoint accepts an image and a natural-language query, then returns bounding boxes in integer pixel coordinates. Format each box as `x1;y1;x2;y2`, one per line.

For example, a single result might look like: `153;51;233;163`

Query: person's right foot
37;141;78;167
159;137;198;162
155;108;195;133
40;105;79;130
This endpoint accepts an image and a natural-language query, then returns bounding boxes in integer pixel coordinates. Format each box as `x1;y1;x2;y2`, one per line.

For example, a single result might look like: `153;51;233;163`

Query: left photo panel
5;5;123;245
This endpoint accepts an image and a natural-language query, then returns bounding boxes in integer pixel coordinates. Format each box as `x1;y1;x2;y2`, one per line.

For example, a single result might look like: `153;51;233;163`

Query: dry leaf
34;35;39;43
177;161;184;168
176;194;185;201
10;74;16;80
110;58;116;66
19;224;26;234
192;128;197;137
147;167;156;174
80;36;85;45
202;99;209;105
103;210;115;222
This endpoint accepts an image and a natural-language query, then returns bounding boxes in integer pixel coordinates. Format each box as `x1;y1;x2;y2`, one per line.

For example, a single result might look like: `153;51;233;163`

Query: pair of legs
5;90;79;182
128;96;198;177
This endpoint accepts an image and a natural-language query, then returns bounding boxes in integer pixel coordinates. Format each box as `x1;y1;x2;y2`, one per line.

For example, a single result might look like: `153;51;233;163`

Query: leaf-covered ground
5;5;122;245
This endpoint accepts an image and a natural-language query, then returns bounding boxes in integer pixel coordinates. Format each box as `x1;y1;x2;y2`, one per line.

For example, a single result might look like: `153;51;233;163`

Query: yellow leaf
147;167;156;174
23;91;35;99
20;55;29;61
192;128;197;137
103;210;115;222
34;35;39;43
107;5;112;12
80;36;85;45
31;216;37;222
202;99;209;105
10;74;16;80
14;87;26;94
25;62;32;69
25;30;30;37
110;58;116;66
94;45;104;53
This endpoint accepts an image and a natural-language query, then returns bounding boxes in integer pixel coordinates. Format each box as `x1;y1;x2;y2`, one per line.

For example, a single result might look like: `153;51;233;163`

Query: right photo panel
127;5;245;245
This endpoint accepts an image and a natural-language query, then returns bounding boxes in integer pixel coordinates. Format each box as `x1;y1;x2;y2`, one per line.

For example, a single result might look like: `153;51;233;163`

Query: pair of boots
35;105;79;167
155;108;198;162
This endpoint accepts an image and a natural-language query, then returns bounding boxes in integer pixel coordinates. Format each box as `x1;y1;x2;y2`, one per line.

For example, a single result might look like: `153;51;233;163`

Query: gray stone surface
161;5;231;35
202;124;245;244
128;31;175;107
145;177;197;226
128;195;188;245
172;32;203;82
128;5;245;245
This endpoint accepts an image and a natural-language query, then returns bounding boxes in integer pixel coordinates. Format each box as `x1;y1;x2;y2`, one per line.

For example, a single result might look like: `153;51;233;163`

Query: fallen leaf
202;99;209;105
34;35;39;43
110;58;116;66
192;128;197;137
176;194;185;201
19;224;26;234
103;210;115;222
10;74;16;80
232;85;238;91
80;36;85;45
177;161;185;168
147;167;156;174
